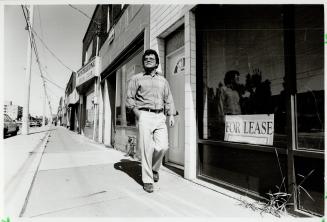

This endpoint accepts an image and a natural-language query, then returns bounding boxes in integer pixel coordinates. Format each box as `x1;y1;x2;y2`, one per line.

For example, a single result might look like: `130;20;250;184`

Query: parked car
36;120;42;127
29;121;37;127
4;114;19;137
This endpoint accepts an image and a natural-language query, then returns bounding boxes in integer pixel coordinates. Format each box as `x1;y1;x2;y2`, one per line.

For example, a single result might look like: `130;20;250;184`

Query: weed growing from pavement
238;148;315;217
1;217;10;222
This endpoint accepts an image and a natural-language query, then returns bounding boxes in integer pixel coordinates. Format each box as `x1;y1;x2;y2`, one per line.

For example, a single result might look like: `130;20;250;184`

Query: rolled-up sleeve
164;80;176;116
126;77;137;110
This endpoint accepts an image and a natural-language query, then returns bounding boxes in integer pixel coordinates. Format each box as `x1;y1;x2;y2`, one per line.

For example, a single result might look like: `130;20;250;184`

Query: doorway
166;47;185;166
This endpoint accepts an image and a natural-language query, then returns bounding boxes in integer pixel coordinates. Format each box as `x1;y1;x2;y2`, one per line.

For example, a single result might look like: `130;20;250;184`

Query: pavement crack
75;190;107;199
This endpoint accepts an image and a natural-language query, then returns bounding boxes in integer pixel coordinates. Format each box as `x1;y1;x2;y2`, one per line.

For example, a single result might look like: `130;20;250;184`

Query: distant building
57;97;64;126
4;100;23;120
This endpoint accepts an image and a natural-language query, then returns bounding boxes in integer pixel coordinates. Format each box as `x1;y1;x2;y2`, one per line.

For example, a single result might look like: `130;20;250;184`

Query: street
5;126;279;218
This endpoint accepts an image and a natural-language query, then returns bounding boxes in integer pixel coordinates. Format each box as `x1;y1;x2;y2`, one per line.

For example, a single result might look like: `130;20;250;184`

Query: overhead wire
68;4;101;26
31;28;75;73
22;5;54;116
36;5;49;75
24;5;66;116
43;75;65;90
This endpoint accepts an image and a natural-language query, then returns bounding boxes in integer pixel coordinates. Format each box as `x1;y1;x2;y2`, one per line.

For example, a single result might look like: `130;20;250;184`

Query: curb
5;130;51;217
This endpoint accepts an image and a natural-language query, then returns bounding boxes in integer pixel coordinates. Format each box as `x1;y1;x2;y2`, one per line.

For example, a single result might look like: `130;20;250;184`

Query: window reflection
115;49;143;127
295;5;324;150
200;6;286;147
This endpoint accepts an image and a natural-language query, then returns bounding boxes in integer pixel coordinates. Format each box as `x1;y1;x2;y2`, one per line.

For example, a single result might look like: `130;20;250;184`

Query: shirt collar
143;70;158;77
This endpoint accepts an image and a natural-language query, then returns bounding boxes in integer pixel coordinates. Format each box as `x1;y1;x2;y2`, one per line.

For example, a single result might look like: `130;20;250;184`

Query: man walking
126;49;175;193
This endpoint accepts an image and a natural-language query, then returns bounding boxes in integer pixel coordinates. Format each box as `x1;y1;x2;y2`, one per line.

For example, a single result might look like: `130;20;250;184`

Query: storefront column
93;78;99;141
103;79;112;146
120;68;127;126
98;80;104;143
184;10;197;180
79;95;84;135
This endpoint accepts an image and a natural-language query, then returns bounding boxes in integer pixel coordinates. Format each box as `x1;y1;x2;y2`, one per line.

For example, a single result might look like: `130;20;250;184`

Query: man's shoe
143;183;154;193
153;171;159;182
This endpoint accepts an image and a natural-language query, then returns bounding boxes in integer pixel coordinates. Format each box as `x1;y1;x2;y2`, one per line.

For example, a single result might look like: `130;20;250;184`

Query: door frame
164;46;186;168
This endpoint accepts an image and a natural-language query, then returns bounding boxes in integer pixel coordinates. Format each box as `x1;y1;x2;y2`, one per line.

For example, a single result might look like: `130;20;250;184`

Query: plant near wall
239;149;315;217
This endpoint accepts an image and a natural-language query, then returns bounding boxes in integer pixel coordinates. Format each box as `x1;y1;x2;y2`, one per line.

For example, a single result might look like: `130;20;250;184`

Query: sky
4;4;96;117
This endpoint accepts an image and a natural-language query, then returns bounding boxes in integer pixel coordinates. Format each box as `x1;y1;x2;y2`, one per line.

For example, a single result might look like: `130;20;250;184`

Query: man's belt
139;108;163;113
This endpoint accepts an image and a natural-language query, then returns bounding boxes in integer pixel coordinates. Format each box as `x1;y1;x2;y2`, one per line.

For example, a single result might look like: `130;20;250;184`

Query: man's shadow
114;159;143;186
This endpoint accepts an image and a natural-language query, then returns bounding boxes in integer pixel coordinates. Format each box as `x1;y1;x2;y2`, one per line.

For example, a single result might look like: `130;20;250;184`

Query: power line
37;6;48;69
31;28;75;73
43;75;65;90
22;5;53;116
40;67;65;90
46;85;61;99
68;4;101;26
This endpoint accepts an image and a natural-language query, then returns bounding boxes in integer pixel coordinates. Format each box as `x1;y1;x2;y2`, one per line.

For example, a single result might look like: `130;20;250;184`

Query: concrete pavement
4;125;54;216
5;126;292;218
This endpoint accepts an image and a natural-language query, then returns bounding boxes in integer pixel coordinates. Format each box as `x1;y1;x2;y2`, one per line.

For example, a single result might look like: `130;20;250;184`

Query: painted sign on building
224;114;274;145
76;56;101;87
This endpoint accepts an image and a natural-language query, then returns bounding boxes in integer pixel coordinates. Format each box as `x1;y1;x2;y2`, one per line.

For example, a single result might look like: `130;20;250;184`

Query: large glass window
294;6;324;151
115;49;143;127
197;4;325;216
199;5;286;148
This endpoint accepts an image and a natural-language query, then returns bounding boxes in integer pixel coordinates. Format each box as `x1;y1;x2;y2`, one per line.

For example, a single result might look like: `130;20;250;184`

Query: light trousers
138;111;168;184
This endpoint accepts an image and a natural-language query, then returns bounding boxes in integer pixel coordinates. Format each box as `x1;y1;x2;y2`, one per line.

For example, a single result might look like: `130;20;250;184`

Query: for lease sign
224;114;274;145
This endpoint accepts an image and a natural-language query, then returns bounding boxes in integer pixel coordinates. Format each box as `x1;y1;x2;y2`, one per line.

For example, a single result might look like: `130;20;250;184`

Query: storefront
67;88;80;132
196;5;324;216
76;56;101;140
101;43;144;152
149;4;324;216
98;5;150;151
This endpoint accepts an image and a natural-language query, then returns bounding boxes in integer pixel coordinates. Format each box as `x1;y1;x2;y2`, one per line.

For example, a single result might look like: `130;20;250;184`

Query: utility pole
22;5;34;135
42;90;46;126
92;26;100;141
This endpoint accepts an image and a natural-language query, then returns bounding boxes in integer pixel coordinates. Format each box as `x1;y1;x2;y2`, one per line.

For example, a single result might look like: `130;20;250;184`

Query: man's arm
126;77;140;118
164;80;176;127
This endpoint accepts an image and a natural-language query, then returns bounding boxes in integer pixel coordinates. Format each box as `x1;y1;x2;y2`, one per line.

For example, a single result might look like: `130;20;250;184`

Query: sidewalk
3;125;53;216
19;127;292;218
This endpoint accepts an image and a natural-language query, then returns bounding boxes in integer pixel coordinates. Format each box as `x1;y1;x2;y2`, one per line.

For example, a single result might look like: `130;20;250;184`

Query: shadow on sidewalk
114;159;143;187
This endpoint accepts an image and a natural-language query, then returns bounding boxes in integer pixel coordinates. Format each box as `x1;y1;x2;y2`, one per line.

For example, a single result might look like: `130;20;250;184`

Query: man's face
144;54;157;69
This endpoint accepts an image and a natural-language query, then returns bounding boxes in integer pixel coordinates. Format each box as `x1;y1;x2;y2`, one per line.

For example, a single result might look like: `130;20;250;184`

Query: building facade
148;4;324;216
4;101;23;120
57;97;63;126
73;4;324;216
99;4;150;153
65;72;80;132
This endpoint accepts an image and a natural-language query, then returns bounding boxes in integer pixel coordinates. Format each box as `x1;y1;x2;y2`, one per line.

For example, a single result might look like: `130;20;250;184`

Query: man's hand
133;108;141;119
168;115;175;127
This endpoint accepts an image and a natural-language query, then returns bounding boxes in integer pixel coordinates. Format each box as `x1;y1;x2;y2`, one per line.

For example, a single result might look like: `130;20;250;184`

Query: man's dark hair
224;70;240;85
142;49;160;65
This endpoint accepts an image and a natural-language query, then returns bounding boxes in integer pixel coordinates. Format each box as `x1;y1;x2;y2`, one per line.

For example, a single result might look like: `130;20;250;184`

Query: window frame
114;46;144;128
195;4;325;216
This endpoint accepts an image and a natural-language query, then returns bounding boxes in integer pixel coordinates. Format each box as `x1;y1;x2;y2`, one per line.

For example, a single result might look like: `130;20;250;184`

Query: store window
199;5;287;148
294;6;324;151
197;4;325;216
115;49;143;127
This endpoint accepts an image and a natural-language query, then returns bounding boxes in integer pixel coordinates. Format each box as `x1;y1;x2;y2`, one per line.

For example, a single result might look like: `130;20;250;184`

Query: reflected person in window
126;49;176;193
218;70;242;116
